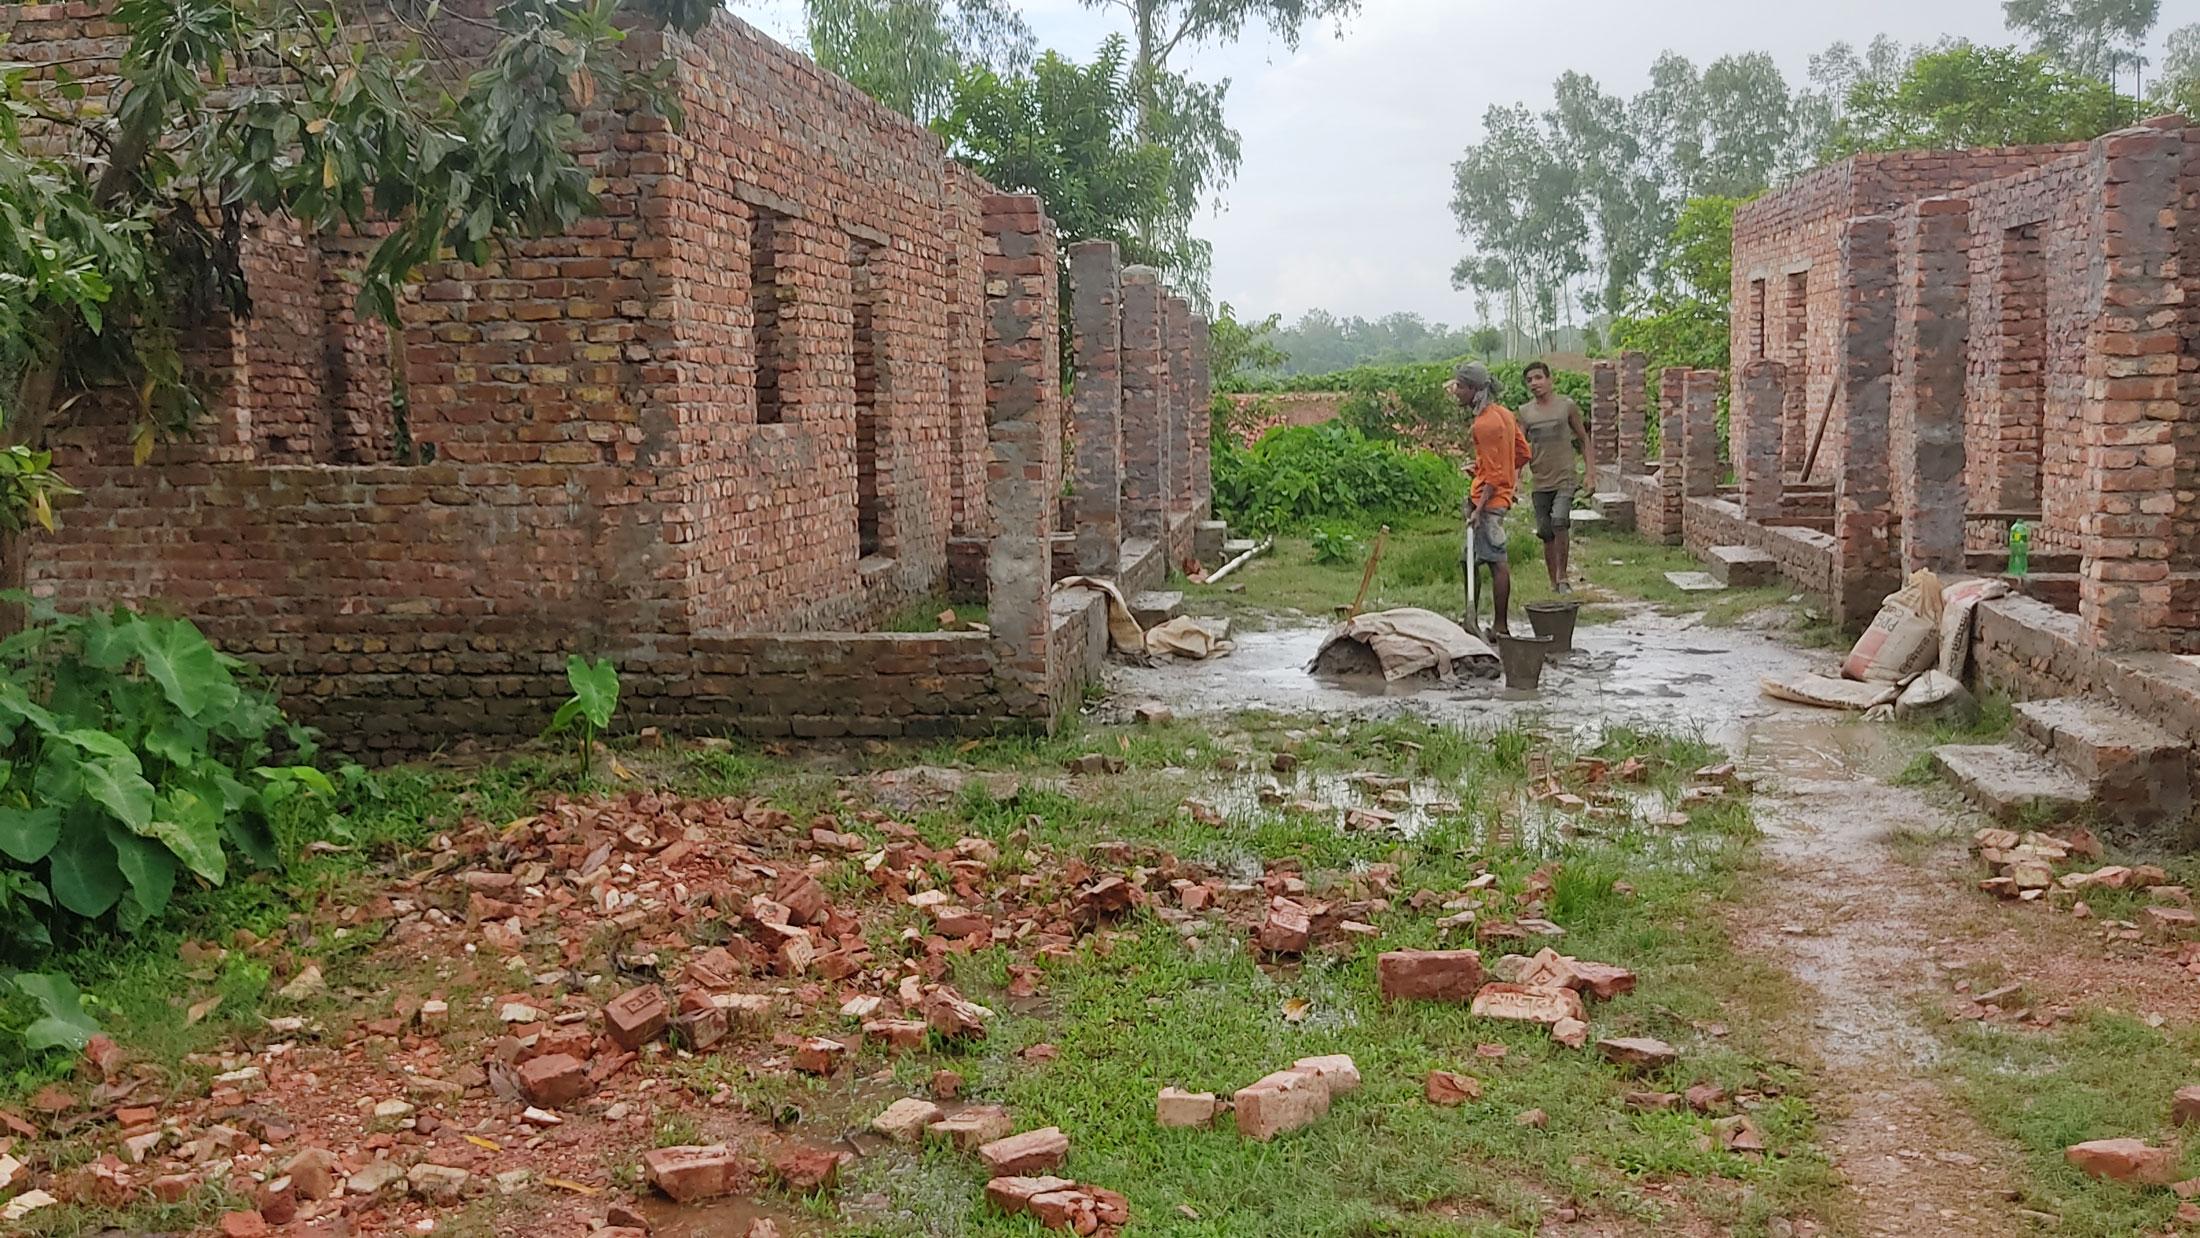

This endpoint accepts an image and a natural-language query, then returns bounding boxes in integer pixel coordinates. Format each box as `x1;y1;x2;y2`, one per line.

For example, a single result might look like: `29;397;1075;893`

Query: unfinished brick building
5;4;1216;754
1591;116;2200;830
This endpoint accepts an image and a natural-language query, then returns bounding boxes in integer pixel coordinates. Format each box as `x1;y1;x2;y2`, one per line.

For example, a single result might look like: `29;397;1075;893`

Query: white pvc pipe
1204;538;1272;584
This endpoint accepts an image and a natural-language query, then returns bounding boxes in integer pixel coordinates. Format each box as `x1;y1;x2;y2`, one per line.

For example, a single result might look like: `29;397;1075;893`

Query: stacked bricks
1119;268;1170;543
980;193;1060;721
1639;367;1687;544
1617;350;1648;476
1589;359;1619;468
1680;369;1722;499
2081;123;2190;651
1067;240;1123;576
1164;293;1194;521
1835;213;1899;629
1737;361;1787;523
1188;309;1213;520
1894;195;1971;574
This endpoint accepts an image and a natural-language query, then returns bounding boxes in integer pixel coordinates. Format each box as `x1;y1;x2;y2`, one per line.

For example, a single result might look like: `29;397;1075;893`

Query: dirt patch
1731;715;2035;1236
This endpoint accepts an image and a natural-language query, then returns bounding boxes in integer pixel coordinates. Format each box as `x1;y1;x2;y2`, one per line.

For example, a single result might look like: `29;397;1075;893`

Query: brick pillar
981;194;1060;721
1120;267;1168;543
1836;213;1898;629
1067;240;1121;576
1636;367;1685;543
1897;196;1971;576
1590;359;1618;479
1618;350;1647;475
1681;368;1721;499
1738;360;1787;523
2082;125;2190;651
1164;292;1193;518
1189;310;1212;519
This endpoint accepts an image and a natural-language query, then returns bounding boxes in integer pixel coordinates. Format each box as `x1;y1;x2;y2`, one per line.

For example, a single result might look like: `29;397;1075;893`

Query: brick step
1930;744;2090;823
1590;492;1636;531
1194;520;1228;565
1706;545;1775;587
1129;591;1184;628
1567;509;1608;532
2013;697;2192;827
1222;538;1260;558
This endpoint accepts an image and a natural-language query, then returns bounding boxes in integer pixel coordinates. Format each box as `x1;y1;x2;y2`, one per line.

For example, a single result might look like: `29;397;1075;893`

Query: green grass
827;720;1834;1236
1191;510;1808;632
1940;1010;2200;1235
881;595;990;633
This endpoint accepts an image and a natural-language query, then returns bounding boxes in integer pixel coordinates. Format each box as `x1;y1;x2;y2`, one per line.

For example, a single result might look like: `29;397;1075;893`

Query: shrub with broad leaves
0;604;327;955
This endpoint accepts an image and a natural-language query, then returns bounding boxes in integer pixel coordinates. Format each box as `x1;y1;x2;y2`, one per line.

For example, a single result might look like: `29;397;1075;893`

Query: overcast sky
741;0;2181;327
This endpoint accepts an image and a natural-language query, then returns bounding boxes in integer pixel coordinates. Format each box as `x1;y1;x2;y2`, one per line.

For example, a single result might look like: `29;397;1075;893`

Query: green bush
0;605;325;963
1308;525;1364;565
1257;358;1595;452
1213;423;1466;533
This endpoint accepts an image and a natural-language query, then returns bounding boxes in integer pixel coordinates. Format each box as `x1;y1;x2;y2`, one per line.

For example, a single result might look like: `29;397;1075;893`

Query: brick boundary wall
5;5;1214;755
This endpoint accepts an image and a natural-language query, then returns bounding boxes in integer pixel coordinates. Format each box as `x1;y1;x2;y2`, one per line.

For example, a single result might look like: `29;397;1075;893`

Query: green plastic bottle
2008;520;2030;577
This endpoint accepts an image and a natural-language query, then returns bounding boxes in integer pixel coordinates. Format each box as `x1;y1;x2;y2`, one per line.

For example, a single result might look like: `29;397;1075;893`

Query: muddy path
1116;610;2035;1235
1735;718;2031;1237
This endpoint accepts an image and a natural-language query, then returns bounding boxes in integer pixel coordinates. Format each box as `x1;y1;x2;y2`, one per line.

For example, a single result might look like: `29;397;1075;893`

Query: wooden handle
1348;525;1390;619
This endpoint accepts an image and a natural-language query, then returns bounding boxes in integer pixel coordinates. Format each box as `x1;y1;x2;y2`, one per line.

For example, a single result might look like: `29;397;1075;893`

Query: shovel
1343;524;1391;620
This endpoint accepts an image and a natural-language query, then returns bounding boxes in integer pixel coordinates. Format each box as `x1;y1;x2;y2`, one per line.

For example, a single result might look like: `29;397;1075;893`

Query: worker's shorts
1532;487;1575;542
1462;506;1510;565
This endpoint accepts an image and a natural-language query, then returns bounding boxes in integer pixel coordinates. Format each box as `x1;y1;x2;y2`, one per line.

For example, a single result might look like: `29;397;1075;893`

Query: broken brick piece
644;1145;745;1203
770;1145;851;1194
1256;899;1312;955
1550;1017;1589;1049
2067;1138;2180;1185
1425;1071;1480;1106
774;870;830;926
604;986;669;1051
283;1148;339;1202
516;1053;591;1108
871;1097;946;1142
863;1018;930;1053
986;1174;1078;1215
929;1104;1015;1151
1469;982;1586;1026
217;1211;269;1238
1234;1068;1330;1141
1377;949;1486;1002
924;987;992;1039
792;1037;849;1076
1156;1087;1219;1128
979;1127;1070;1175
1598;1037;1679;1070
2174;1085;2200;1127
1291;1054;1361;1094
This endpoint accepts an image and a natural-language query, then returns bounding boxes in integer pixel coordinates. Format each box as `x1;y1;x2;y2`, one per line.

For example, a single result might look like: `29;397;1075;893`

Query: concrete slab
1707;545;1776;587
2012;697;2192;826
1130;591;1185;628
1567;509;1608;532
1930;744;2089;823
1664;571;1726;593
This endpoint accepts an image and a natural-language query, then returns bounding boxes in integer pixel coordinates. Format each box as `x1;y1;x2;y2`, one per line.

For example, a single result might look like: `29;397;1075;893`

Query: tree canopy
1833;43;2138;152
802;0;1032;123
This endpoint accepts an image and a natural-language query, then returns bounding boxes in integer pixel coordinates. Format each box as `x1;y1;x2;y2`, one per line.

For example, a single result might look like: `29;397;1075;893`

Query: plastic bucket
1525;601;1581;654
1493;632;1553;691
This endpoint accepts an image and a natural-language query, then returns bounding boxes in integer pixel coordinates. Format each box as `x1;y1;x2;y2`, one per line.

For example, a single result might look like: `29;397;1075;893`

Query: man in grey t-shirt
1517;360;1595;594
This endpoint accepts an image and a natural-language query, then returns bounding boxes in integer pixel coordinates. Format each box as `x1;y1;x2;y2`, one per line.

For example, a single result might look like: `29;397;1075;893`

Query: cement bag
1937;577;2010;681
1895;670;1977;725
1761;672;1900;712
1055;576;1147;654
1841;570;1943;684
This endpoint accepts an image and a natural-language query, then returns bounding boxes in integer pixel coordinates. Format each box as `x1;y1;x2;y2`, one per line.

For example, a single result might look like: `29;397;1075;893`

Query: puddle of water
1114;611;1822;752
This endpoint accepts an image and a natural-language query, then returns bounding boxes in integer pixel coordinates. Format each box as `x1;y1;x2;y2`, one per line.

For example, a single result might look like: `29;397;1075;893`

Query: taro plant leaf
111;825;180;918
12;972;102;1053
146;712;209;767
148;787;227;885
47;814;126;918
225;804;281;870
565;656;619;729
0;804;62;863
133;617;241;720
76;750;156;834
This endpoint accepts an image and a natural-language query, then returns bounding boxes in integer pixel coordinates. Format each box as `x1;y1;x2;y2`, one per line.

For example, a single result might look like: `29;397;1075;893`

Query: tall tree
1450;104;1588;348
2156;22;2200;116
935;36;1228;289
2003;0;2161;86
1834;43;2139;152
804;0;1032;123
1696;53;1797;197
1079;0;1358;118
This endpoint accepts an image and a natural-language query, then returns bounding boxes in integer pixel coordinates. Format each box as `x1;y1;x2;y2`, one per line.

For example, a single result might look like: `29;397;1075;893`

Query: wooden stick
1347;525;1390;619
1798;381;1839;484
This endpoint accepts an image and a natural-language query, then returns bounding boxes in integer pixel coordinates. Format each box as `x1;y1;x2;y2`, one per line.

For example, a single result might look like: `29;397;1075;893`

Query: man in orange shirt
1450;362;1530;637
